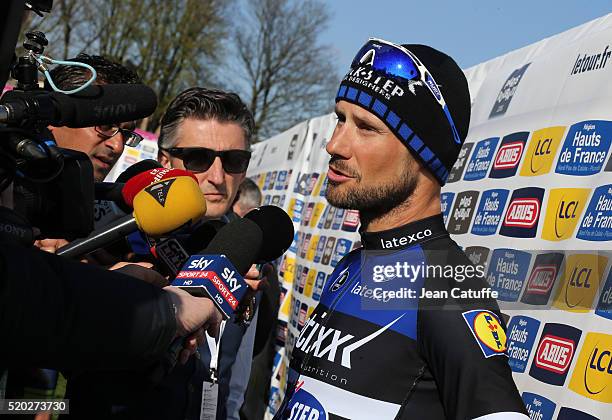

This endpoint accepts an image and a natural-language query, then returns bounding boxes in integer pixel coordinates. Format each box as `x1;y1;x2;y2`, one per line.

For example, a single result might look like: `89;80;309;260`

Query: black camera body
0;0;95;242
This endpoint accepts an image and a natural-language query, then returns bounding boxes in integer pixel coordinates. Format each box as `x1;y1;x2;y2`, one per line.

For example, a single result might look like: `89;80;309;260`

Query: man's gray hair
158;87;254;150
234;178;262;213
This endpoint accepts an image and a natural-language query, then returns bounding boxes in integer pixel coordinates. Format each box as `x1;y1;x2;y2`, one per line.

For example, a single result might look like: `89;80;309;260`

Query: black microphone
0;84;157;127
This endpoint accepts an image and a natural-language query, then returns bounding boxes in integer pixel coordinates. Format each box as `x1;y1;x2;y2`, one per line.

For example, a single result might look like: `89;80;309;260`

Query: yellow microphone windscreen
132;176;207;236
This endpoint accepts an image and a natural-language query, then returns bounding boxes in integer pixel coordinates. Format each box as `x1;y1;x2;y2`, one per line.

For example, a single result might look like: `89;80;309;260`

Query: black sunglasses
162;147;252;174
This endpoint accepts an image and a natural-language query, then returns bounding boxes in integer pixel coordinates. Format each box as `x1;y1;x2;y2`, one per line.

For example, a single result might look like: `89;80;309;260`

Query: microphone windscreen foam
132;176;206;237
245;205;294;261
116;159;163;183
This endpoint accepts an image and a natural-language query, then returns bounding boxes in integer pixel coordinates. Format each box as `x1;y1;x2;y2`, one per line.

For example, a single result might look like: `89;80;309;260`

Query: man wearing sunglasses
275;40;528;420
45;53;144;183
156;87;261;420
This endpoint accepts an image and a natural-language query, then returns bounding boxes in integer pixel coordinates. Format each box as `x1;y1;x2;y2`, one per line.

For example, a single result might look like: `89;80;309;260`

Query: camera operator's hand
110;262;169;288
34;238;69;253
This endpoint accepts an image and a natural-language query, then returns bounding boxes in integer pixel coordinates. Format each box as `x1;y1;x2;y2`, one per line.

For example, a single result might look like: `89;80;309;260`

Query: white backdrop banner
245;13;612;420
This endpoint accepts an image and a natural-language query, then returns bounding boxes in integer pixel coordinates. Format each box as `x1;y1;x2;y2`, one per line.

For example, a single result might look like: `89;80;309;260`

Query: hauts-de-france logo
577;184;612;241
440;192;455;225
489;63;531;118
555;120;612;176
499;187;545;238
520;126;566;177
541;188;591;241
485;248;531;302
529;322;582;386
520;252;564;306
489;132;529;178
507;316;541;373
463;138;499;181
552;253;608;313
569;332;612;403
521;392;556;420
471;189;510;236
595;268;612;321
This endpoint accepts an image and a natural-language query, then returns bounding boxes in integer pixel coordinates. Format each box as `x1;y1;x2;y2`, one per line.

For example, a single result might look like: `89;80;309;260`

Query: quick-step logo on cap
462;310;507;358
555;120;612;176
542;188;591;241
447;191;479;234
463;138;500;181
447;142;473;183
520;252;564;306
507;316;541;373
569;332;612;403
499;187;545;238
552;253;608;313
520;126;566;177
595;268;612;321
521;392;555;420
489;132;528;178
529;322;582;386
471;189;510;236
489;63;531;119
577;184;612;241
485;248;531;302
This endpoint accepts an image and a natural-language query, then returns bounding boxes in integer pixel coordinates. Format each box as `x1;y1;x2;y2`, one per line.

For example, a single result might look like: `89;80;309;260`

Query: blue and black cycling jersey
275;214;528;420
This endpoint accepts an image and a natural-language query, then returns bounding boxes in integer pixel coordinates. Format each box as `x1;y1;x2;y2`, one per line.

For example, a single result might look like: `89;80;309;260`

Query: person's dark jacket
0;241;176;370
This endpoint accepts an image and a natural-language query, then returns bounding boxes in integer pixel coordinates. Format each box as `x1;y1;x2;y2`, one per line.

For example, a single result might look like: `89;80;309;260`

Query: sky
320;0;612;74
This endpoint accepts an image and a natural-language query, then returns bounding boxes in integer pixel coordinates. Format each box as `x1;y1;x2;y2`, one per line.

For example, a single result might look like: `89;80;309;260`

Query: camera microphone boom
0;83;157;128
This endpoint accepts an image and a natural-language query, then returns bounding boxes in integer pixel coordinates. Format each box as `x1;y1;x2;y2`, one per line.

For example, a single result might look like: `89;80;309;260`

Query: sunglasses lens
183;149;216;172
352;41;420;82
222;151;251;173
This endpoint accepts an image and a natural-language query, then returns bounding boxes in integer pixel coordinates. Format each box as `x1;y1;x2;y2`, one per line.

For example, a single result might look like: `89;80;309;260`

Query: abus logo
535;335;575;373
542;188;590;241
569;332;612;403
504;199;539;227
493;141;524;169
526;266;556;294
500;187;544;238
489;132;529;179
529;323;582;386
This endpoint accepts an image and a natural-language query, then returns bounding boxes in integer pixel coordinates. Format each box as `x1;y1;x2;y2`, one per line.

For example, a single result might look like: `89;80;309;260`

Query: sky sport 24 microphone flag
107;13;612;420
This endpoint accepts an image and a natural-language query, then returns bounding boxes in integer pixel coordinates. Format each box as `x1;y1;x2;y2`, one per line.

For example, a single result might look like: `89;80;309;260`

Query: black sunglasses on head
162;147;251;174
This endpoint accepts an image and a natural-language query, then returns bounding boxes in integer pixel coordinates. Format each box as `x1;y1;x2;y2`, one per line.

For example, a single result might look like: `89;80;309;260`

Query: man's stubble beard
325;161;418;226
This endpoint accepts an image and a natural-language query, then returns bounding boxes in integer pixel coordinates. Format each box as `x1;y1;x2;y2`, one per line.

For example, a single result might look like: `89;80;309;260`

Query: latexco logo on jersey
552;253;608;313
529;323;582;386
446;142;473;183
520;252;564;306
463;138;499;181
569;332;612;403
577;184;612;241
507;316;541;373
485;249;531;302
489;63;531;118
489;132;528;178
447;191;479;234
499;187;545;238
595;268;612;321
555;120;612;176
520;126;566;177
471;189;509;236
521;392;556;420
541;188;591;241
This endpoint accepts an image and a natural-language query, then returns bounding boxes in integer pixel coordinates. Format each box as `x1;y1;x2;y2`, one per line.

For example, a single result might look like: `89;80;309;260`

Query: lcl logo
542;189;590;241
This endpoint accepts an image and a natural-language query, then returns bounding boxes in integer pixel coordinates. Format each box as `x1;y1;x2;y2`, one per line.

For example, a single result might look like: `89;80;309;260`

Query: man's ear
158;150;171;168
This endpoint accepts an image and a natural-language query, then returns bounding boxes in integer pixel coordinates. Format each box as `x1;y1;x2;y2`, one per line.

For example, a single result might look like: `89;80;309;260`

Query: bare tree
229;0;338;141
28;0;230;131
